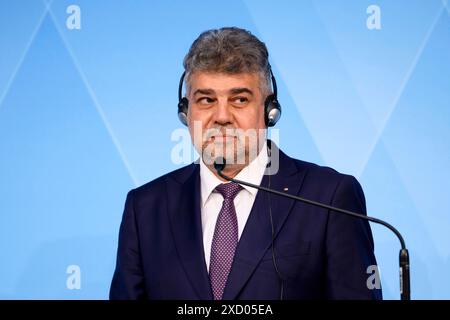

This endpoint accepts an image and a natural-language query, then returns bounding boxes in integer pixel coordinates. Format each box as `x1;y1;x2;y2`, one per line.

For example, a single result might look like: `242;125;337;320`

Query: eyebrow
193;88;215;96
193;87;254;96
229;87;254;96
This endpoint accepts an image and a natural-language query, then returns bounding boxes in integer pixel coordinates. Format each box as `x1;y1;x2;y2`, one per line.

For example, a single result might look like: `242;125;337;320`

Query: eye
232;96;249;105
197;97;215;105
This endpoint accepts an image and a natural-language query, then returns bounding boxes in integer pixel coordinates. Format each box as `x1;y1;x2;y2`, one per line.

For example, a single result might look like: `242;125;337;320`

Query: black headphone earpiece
177;65;282;127
177;71;189;126
264;65;282;127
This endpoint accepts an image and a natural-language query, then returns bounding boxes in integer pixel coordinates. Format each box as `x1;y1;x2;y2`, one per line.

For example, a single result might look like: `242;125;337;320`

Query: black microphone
213;157;410;300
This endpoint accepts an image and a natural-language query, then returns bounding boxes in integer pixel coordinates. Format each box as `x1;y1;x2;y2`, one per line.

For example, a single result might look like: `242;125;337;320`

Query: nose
213;98;233;126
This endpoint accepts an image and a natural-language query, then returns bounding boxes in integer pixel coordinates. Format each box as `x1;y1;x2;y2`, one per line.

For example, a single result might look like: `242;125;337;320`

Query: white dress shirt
200;140;269;272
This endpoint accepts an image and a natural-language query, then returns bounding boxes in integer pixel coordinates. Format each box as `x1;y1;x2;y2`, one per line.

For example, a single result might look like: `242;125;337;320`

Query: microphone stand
214;161;410;300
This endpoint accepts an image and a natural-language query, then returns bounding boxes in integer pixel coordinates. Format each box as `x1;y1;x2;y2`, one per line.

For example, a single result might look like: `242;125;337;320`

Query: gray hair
183;27;272;96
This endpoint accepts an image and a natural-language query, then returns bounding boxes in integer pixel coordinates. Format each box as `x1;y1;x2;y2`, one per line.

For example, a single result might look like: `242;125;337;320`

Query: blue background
0;0;449;299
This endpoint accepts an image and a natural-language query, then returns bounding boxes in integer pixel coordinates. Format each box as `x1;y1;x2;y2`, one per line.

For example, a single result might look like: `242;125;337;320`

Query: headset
177;65;282;127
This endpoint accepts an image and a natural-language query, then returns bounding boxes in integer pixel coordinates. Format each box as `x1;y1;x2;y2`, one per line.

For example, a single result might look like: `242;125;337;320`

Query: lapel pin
283;187;289;191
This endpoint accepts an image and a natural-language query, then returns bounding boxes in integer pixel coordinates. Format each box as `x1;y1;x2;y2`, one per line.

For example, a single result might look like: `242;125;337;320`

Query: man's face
187;71;267;168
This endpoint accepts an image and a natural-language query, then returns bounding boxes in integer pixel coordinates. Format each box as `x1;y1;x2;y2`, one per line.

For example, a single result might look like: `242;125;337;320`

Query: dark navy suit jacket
110;143;382;300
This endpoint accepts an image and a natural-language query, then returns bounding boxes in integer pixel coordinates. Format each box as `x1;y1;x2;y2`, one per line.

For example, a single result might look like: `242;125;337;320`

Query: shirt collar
199;140;268;207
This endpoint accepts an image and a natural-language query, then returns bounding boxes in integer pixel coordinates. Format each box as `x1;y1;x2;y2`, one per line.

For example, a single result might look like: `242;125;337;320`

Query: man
110;27;382;300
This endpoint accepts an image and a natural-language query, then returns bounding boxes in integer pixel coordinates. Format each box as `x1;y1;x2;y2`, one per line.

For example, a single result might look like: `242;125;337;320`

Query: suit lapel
166;163;213;300
222;145;307;300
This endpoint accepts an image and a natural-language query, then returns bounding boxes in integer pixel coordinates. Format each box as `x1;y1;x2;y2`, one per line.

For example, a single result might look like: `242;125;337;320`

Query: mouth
210;135;237;143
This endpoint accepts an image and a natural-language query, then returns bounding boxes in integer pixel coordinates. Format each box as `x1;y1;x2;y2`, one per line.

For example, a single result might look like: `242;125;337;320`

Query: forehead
188;71;261;93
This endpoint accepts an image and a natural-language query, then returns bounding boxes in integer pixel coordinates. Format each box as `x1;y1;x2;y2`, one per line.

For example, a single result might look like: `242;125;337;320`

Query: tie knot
214;182;243;200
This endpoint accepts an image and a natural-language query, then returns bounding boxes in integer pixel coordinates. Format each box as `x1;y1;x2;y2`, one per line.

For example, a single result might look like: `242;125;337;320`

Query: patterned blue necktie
209;182;243;300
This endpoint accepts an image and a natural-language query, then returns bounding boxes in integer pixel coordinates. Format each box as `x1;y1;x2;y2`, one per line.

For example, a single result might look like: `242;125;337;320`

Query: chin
201;139;250;165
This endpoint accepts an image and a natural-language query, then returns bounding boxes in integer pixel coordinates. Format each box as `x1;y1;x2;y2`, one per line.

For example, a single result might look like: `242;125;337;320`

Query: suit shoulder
291;157;357;186
288;156;365;208
129;163;197;200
